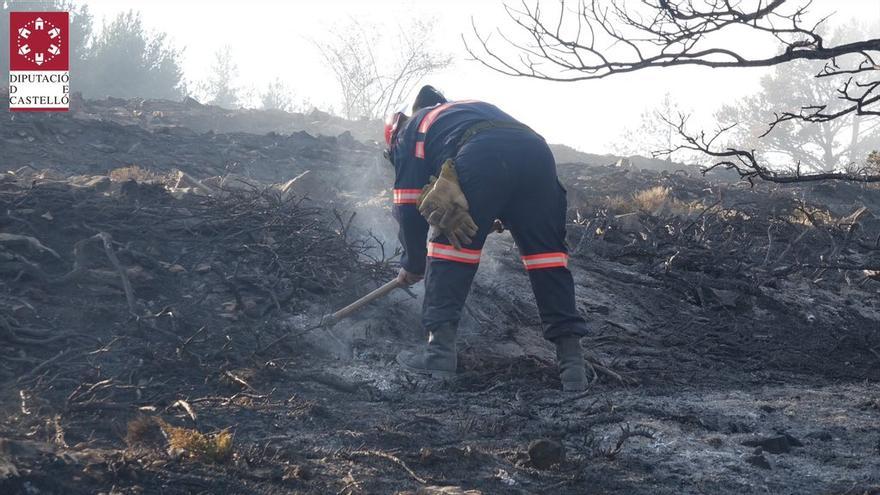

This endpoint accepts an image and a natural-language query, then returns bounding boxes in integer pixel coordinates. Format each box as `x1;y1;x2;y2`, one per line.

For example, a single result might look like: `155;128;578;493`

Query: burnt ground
1;97;879;495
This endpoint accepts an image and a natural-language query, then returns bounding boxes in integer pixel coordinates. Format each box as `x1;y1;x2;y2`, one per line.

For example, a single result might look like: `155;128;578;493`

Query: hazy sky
85;0;879;154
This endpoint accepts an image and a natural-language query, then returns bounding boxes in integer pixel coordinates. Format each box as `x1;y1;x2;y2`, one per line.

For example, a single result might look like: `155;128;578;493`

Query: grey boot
396;323;457;378
554;336;589;392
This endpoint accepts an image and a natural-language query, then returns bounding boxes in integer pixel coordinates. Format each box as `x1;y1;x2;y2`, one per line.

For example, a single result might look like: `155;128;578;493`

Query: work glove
418;159;479;250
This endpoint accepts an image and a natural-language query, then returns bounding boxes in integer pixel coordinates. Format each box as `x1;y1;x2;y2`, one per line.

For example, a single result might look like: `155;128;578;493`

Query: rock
527;439;564;469
741;434;803;454
745;453;771;469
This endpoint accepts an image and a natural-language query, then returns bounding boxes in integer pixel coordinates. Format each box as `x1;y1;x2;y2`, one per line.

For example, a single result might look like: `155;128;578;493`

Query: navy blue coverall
389;100;588;341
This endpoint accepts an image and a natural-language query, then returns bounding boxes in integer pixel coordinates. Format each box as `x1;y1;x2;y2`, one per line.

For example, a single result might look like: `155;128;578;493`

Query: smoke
337;143;401;265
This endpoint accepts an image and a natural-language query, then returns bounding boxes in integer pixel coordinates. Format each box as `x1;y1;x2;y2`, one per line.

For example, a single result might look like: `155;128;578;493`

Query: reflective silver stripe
428;242;481;264
521;252;568;269
393;189;421;204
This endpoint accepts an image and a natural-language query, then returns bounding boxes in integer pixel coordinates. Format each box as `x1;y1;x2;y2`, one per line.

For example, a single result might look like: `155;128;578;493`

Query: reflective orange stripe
414;100;478;159
417;104;450;134
427;242;481;264
522;252;568;270
393;188;422;205
417;101;476;133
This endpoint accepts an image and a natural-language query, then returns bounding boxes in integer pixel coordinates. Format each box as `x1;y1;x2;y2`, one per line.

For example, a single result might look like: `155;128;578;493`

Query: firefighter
385;85;589;392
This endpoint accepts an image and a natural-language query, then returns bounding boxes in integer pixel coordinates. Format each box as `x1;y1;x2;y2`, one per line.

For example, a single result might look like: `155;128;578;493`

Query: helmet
383;111;408;163
412;85;446;113
382;86;444;161
384;111;407;147
384;85;445;147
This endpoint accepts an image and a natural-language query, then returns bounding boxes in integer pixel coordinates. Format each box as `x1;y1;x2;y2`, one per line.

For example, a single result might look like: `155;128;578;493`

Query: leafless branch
316;18;451;119
657;114;880;183
469;1;880;182
468;1;879;80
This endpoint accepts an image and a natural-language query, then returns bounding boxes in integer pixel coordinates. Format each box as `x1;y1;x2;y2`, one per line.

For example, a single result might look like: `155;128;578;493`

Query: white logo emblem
15;17;63;66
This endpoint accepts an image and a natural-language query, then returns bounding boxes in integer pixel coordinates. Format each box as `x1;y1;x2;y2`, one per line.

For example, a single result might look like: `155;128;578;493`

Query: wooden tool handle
327;278;402;324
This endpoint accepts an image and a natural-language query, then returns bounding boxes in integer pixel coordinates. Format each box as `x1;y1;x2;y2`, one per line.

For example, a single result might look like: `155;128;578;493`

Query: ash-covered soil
1;97;878;495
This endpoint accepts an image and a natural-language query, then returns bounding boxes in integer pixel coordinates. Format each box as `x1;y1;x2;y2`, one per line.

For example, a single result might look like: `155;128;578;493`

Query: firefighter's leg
398;142;510;376
395;247;479;377
502;139;589;391
503;156;588;341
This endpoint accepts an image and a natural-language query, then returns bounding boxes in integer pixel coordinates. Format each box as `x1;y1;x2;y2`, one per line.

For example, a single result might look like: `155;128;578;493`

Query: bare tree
260;77;297;112
613;92;685;162
203;46;240;109
716;58;880;174
317;19;451;120
868;151;880;175
467;1;880;183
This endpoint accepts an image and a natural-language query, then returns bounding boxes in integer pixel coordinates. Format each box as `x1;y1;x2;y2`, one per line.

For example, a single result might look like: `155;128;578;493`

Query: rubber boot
396;322;457;378
554;335;589;392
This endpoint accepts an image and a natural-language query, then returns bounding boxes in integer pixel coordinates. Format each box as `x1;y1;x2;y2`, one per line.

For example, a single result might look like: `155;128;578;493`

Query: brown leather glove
418;159;478;250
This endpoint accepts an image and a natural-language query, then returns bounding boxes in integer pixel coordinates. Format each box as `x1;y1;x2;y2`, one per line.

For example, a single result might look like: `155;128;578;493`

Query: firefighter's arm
392;153;431;276
393;204;429;275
